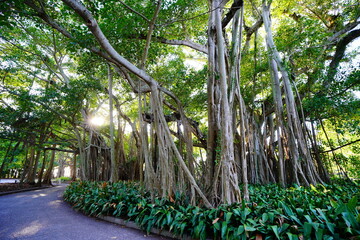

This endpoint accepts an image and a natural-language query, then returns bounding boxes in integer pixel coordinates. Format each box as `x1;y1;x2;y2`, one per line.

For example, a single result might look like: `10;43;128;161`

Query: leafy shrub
63;180;360;239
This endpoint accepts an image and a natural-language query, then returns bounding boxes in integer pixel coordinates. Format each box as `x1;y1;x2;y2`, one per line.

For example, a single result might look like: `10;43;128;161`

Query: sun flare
89;116;105;126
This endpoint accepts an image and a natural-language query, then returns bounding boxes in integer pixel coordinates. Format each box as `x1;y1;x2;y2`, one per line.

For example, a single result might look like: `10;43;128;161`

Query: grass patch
53;176;73;183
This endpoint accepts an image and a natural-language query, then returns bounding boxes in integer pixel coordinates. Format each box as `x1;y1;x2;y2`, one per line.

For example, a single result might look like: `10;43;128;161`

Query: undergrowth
63;180;360;239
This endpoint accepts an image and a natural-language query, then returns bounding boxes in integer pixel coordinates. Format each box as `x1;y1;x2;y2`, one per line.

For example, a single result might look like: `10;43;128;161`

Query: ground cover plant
64;180;360;239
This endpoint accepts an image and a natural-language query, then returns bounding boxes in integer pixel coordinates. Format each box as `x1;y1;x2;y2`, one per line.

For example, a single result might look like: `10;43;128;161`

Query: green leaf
237;225;245;235
315;228;324;240
279;223;290;233
213;222;220;231
347;196;358;212
342;211;359;229
330;199;338;208
290;215;303;226
303;222;312;238
200;227;207;240
244;224;256;232
316;208;329;222
241;208;251;221
280;201;296;219
304;215;313;223
180;222;186;235
323;235;334;240
268;212;275;223
194;221;204;238
225;212;233;222
221;221;228;239
286;232;299;240
311;222;320;231
325;222;335;235
271;225;280;239
166;212;172;225
262;213;269;223
335;200;346;215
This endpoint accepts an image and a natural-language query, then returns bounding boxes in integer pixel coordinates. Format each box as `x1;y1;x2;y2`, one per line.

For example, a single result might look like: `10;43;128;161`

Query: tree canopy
0;0;359;205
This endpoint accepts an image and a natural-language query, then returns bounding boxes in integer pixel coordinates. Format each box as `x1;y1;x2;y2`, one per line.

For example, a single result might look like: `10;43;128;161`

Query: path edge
0;185;53;196
97;215;193;240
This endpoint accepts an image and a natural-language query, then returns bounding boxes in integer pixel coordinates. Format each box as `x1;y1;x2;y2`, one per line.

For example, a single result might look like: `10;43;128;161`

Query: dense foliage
64;180;360;239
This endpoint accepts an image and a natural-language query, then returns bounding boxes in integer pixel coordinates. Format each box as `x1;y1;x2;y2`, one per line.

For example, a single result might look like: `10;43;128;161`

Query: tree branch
242;16;263;53
222;0;243;29
320;139;360;153
128;34;208;54
23;0;117;66
61;0;157;88
44;147;78;153
118;0;151;23
140;0;162;69
327;21;360;44
327;29;360;82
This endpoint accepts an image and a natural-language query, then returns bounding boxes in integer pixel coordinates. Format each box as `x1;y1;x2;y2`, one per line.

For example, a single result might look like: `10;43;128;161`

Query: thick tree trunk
206;0;219;196
36;150;47;186
23;147;35;184
269;58;287;186
115;118;126;180
229;4;249;201
150;84;212;207
108;65;119;182
137;0;161;191
238;96;249;200
57;154;66;178
42;145;56;185
263;3;322;186
28;149;41;184
214;0;241;204
71;153;77;181
76;130;87;180
20;146;30;184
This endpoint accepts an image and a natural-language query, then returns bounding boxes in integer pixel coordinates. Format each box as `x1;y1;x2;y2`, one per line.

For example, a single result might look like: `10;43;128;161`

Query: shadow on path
0;185;170;240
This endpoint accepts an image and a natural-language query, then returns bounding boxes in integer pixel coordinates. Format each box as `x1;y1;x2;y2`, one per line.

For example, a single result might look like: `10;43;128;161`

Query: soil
0;183;49;193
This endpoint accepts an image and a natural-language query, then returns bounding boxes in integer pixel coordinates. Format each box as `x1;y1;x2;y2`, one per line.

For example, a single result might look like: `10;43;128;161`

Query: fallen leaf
212;217;220;224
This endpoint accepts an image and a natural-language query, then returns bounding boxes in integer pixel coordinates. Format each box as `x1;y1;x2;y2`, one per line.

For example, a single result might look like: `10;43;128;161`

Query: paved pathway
0;185;170;240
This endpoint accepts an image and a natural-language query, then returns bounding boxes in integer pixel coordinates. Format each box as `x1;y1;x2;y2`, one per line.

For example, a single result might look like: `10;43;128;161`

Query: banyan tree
2;0;359;206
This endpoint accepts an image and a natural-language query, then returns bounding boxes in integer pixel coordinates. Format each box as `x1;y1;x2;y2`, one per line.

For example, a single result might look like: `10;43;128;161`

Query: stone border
0;185;53;196
98;215;193;240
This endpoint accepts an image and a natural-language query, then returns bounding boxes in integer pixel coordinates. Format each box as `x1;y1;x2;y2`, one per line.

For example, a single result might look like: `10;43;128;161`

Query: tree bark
205;0;219;195
263;3;322;186
36;150;47;186
214;0;241;204
42;145;56;185
108;64;119;182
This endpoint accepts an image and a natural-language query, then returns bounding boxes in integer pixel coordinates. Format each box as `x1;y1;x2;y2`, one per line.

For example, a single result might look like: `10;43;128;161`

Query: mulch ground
0;183;47;192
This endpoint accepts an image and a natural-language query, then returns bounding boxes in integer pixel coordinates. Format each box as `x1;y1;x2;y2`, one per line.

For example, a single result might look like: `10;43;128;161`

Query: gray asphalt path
0;185;169;240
